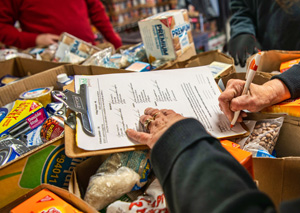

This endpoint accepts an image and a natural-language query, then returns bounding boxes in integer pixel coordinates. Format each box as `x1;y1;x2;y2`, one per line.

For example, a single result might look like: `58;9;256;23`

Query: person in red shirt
0;0;122;49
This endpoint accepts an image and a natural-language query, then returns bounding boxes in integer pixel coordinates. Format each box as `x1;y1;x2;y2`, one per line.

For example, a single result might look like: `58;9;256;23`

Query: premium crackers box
138;9;196;63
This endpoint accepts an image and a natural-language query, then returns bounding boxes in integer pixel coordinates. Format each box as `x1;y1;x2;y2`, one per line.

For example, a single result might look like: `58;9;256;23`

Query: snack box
138;9;196;63
125;61;151;72
279;57;300;73
10;188;83;213
1;184;97;213
262;97;300;117
220;140;253;178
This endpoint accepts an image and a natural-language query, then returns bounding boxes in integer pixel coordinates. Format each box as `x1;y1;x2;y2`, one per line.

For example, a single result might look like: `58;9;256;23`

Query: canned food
0;147;19;166
40;116;65;143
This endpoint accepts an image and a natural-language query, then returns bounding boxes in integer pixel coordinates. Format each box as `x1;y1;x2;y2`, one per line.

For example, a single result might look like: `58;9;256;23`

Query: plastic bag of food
243;117;284;156
107;178;168;213
84;150;151;210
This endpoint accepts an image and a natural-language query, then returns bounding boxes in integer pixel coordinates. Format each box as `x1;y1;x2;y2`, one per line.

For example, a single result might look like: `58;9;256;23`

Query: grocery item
262;97;300;117
0;137;31;166
125;61;151;72
0;100;48;139
107;178;168;213
138;9;195;63
40;116;65;143
0;74;20;87
279;57;300;73
19;87;53;107
56;73;74;90
243;117;284;155
10;188;83;213
84;150;151;210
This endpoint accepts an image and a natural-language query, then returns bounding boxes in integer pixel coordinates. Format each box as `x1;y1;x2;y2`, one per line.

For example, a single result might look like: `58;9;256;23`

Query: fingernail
125;129;132;135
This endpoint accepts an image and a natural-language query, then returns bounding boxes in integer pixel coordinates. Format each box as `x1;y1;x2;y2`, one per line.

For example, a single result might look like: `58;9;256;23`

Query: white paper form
74;66;247;151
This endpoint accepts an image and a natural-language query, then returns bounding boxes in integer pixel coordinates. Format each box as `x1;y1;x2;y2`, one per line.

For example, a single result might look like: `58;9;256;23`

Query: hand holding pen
230;52;262;128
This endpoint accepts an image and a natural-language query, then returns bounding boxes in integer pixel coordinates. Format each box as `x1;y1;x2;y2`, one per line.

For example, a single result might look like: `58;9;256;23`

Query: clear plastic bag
243;117;284;155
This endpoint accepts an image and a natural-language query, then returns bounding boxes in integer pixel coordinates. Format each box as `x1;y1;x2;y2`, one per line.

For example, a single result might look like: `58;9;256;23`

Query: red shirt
0;0;122;49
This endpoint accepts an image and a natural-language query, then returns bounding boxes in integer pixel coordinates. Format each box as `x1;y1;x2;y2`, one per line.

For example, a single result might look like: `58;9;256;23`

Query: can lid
57;73;71;83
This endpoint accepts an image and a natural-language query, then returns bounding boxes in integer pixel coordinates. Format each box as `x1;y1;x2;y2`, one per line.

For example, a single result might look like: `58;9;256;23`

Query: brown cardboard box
0;64;133;208
158;50;235;79
221;73;300;207
253;156;300;208
248;50;300;75
0;183;98;213
0;57;66;79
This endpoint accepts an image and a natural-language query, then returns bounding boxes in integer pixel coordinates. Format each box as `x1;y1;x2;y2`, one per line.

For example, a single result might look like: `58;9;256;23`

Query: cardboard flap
246;50;300;73
253;157;284;207
281;158;300;200
221;72;270;87
0;58;18;77
69;155;109;198
0;65;70;106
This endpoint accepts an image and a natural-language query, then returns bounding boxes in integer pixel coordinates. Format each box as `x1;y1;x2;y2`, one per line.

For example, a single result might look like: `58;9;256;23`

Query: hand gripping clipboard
52;84;95;137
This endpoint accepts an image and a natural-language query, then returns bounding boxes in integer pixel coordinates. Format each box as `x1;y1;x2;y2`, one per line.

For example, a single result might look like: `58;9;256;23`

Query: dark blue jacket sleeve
151;118;276;213
271;63;300;99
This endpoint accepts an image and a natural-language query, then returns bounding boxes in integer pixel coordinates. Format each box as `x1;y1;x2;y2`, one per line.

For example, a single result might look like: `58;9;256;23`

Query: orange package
280;58;300;73
261;97;300;117
10;189;83;213
220;140;254;179
220;139;240;149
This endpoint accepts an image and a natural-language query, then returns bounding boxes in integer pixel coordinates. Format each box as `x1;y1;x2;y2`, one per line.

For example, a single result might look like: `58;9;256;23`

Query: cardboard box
248;50;300;75
0;184;98;212
220;73;300;207
0;64;133;208
158;50;236;80
245;113;300;207
68;155;148;211
0;57;66;80
0;138;89;208
138;9;196;63
253;157;300;208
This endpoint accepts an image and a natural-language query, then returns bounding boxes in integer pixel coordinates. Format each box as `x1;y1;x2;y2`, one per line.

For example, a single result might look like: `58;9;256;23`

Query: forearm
151;118;275;212
86;0;122;48
229;0;256;38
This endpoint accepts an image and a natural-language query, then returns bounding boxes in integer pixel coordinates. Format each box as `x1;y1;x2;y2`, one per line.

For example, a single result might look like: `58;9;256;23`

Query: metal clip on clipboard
51;84;95;137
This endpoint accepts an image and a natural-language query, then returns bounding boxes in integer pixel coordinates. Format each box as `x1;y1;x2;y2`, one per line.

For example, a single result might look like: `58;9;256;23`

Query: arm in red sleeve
0;0;38;49
85;0;122;49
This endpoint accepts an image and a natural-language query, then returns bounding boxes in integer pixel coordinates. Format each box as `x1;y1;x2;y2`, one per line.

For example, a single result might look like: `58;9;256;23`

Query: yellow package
262;98;300;117
10;188;83;213
0;100;48;137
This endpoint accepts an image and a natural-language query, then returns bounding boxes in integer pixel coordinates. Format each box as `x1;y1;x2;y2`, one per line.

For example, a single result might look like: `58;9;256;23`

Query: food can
0;147;20;166
19;87;53;107
40;116;65;143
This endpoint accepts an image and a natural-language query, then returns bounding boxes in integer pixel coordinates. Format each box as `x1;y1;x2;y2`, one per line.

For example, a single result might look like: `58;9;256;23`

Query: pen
230;52;262;128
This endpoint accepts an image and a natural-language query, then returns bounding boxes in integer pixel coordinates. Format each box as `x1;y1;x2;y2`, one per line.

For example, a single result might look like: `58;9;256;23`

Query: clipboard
63;82;148;158
63;69;249;158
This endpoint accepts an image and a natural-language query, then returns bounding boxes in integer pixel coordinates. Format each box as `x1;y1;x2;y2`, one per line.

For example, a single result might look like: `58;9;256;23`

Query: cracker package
138;9;195;63
54;32;101;62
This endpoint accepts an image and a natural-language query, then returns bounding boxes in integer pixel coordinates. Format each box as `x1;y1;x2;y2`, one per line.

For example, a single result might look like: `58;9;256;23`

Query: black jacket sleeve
150;118;276;213
271;63;300;99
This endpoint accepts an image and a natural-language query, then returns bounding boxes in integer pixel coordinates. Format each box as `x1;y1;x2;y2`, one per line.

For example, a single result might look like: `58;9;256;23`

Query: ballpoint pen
230;52;262;128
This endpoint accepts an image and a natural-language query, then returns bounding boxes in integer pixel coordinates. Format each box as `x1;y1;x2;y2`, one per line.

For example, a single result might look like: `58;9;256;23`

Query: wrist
264;79;291;104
